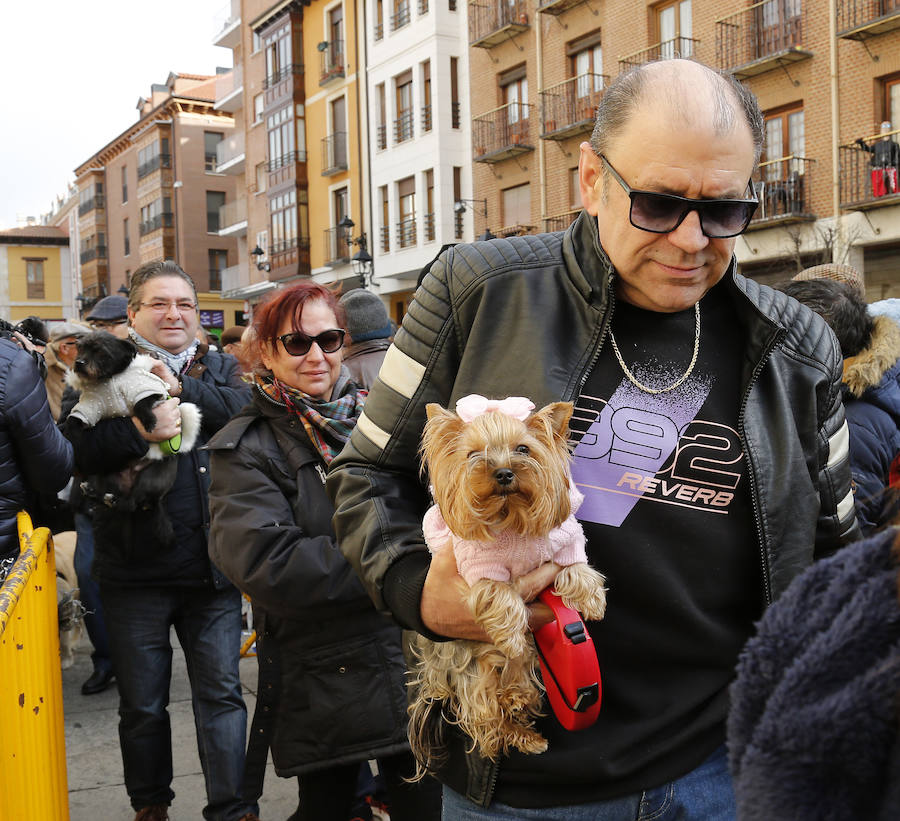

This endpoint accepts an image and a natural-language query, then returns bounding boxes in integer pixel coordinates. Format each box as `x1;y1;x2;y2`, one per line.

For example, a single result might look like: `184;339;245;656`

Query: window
502;183;531;232
139;198;172;235
252;30;262;52
885;74;900;130
421;60;432;132
657;0;692;58
207;191;226;233
205;131;224;172
570;33;604;99
330;4;344;47
501;69;528;143
375;0;384;39
267;105;296;170
137;138;170;178
121;166;128;203
763;106;805;171
254;93;264;124
256;162;268;194
123;218;130;256
376;83;387;149
25;259;45;299
760;106;805;216
451;57;460;129
331;96;348;167
392;0;410;30
398;176;416;247
424;169;435;241
208;249;227;291
380;185;390;252
453;166;463;239
270;189;298;254
331;186;350;260
265;23;292;86
395;71;414;142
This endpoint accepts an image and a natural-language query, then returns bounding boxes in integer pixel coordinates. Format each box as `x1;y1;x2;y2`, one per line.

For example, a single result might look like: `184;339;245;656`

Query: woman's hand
420;548;561;640
132;397;181;442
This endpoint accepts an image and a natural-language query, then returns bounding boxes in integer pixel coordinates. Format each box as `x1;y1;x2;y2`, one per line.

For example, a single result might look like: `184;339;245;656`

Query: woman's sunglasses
598;154;758;239
277;329;345;356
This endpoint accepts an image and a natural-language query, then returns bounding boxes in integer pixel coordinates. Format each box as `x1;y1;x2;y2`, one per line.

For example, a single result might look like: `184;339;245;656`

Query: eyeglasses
278;329;345;356
139;300;198;314
598;154;758;238
89;319;128;330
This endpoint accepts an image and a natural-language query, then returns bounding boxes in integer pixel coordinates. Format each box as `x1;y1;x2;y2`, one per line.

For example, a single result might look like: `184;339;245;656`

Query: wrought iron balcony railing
320;41;345;84
837;0;900;38
543;210;580;233
422;104;433;132
397;217;417;248
324;226;351;264
137;153;172;180
418;0;429;13
715;0;811;79
391;0;411;30
394;111;414;143
423;211;435;242
78;194;105;216
267;150;307;172
452;101;461;129
321;132;348;175
540;74;607;140
380;225;390;253
377;124;387;150
618;37;699;71
264;63;304;89
839;128;900;209
748;155;816;226
469;0;530;48
473;102;534;163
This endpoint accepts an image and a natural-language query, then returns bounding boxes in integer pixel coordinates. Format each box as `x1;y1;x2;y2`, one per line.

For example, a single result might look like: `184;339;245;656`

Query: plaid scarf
268;376;367;464
129;328;199;375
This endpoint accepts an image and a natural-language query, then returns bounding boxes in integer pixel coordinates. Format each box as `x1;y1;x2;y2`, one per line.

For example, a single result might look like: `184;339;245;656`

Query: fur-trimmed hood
843;315;900;398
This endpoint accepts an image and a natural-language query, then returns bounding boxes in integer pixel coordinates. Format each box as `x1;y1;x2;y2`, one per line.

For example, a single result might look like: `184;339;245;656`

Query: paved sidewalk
62;637;298;821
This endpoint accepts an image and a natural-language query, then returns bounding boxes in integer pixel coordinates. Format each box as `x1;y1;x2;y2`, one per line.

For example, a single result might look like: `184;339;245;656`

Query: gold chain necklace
608;302;701;395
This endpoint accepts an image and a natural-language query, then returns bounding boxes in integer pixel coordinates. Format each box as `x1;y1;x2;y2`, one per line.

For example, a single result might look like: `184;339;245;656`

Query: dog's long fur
409;399;607;773
67;331;201;546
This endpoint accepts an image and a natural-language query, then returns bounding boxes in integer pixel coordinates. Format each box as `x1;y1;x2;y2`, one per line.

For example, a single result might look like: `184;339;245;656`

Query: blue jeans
102;583;255;821
442;745;735;821
73;512;112;673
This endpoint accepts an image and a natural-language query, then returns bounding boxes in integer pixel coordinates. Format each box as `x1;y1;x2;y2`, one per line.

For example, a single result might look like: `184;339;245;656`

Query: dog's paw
507;726;548;756
555;564;608;621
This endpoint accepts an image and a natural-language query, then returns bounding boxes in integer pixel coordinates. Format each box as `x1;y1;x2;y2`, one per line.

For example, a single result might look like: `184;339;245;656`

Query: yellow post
0;512;70;821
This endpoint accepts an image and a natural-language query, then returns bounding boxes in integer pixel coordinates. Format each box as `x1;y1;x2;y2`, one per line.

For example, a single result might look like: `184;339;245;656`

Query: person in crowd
327;58;859;818
856;120;900;197
59;295;131;695
778;277;900;533
728;524;900;820
338;289;394;390
44;322;89;421
791;261;865;295
207;282;441;821
219;325;252;374
63;260;257;821
0;328;73;582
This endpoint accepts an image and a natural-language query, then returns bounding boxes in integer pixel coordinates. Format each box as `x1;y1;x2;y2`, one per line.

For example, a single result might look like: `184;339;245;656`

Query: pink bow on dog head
455;394;535;423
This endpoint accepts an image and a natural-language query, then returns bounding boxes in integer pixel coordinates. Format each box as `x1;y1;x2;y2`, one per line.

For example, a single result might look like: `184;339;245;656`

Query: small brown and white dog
408;395;607;771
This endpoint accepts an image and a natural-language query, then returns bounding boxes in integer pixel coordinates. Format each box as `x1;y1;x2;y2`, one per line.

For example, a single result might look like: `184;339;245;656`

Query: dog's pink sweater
423;487;587;585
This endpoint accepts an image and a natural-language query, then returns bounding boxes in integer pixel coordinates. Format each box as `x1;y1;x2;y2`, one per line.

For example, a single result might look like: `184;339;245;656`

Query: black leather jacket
328;211;859;804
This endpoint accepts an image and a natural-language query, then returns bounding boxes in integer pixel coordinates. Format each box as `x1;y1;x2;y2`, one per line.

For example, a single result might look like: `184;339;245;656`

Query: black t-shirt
495;281;763;807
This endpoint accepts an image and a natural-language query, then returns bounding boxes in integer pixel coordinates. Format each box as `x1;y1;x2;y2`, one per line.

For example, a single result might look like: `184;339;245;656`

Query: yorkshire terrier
66;331;201;545
408;395;607;771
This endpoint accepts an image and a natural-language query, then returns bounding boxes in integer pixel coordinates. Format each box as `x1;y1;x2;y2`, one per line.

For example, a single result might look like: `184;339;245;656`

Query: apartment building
214;0;369;310
467;0;900;297
70;72;245;329
0;226;70;323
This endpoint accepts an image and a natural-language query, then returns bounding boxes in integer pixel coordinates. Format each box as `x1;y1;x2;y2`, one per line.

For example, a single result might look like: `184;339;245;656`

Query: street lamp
339;216;374;288
251;245;271;272
454;198;494;240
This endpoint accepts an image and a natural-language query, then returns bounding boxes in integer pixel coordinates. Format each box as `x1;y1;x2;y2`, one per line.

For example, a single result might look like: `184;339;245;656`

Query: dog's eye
515;445;530;455
467;451;479;459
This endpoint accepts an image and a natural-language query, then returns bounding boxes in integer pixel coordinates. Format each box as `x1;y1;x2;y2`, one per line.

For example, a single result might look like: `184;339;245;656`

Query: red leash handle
532;587;602;731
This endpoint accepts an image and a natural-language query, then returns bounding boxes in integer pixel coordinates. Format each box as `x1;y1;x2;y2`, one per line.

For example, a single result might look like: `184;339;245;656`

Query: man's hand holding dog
133;397;181;442
420;547;560;640
147;359;182;397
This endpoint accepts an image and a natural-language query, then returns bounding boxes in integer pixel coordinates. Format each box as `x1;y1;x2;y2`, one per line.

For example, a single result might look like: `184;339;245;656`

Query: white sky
0;0;234;230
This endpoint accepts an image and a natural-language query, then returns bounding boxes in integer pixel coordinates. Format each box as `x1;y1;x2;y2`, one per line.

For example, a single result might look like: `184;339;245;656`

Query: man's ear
578;141;604;216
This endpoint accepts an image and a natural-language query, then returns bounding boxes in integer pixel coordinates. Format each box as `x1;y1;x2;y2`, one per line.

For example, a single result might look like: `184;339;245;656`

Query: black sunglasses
598;154;758;238
277;329;345;356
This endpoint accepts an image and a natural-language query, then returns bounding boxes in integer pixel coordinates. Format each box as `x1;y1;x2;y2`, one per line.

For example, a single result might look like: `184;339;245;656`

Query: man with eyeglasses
329;59;859;820
63;260;257;821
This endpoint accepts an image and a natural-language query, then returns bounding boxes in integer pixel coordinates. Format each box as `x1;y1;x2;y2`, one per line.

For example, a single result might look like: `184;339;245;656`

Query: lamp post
251;245;271;272
338;216;374;288
454;198;494;241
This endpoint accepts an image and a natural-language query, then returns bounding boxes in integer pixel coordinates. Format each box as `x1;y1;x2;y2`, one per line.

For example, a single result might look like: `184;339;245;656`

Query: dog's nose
494;468;514;486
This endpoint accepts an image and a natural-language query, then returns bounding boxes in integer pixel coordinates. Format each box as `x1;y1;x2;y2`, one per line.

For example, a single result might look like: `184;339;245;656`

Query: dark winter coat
207;384;410;776
728;527;900;821
63;347;250;587
341;338;391;390
842;315;900;533
0;338;73;559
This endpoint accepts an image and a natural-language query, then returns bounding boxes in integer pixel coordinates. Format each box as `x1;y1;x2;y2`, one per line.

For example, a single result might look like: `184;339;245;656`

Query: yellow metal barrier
0;512;70;821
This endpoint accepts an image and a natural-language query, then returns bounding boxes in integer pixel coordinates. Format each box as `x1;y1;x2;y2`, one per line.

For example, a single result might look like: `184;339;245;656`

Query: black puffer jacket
0;338;73;559
328;211;860;805
207;384;410;775
64;347;250;587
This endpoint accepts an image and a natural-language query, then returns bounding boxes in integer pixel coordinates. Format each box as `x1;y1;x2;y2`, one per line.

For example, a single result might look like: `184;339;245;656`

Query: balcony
78;194;105;216
375;20;384;39
473;103;534;163
215;65;244;113
213;0;241;49
270;237;311;279
264;63;303;90
452;101;461;129
540;75;607;140
320;40;345;85
380;225;390;252
137;153;171;180
538;0;587;15
139;212;174;236
469;0;529;48
394;111;414;143
391;0;411;30
422;104;433;132
324;227;351;265
423;211;435;242
543;210;580;232
839;129;900;209
716;1;812;79
377;124;387;150
218;199;247;237
267;150;307;173
321;132;348;176
837;0;900;38
397;217;417;248
618;37;699;71
746;155;816;228
419;0;429;12
216;131;246;175
79;246;108;264
220;264;243;296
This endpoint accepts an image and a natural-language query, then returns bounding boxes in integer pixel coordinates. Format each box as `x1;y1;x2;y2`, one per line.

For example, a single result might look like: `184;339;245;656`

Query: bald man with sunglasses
329;59;859;820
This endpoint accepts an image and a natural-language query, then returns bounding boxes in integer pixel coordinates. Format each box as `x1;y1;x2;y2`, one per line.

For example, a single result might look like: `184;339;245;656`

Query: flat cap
86;295;128;321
